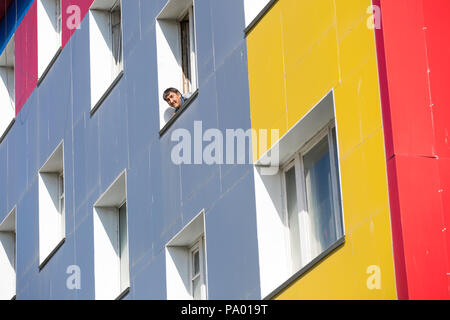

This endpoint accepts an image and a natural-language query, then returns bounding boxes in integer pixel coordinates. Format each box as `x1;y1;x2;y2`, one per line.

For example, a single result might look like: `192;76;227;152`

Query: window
89;0;124;112
38;142;65;268
252;91;344;298
189;239;206;300
156;0;198;129
179;7;196;94
110;1;123;75
166;210;207;300
93;171;130;300
282;124;343;272
37;0;62;82
0;35;15;141
0;207;16;300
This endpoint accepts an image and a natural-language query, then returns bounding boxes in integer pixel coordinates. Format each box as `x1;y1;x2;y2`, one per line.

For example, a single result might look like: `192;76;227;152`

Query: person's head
163;88;182;109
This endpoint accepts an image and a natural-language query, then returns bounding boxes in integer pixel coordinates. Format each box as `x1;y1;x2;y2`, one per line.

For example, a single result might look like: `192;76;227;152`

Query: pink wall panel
15;0;37;115
62;0;95;48
14;0;94;114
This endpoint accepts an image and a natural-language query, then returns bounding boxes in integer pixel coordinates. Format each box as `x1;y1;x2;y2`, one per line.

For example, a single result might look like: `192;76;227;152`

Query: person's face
165;92;182;109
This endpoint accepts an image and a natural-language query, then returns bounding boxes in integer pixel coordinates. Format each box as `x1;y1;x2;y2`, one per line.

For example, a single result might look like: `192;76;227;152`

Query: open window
0;35;15;142
166;210;207;300
253;91;345;298
89;0;124;113
37;0;62;82
0;207;16;300
38;142;65;269
93;171;130;300
156;0;198;129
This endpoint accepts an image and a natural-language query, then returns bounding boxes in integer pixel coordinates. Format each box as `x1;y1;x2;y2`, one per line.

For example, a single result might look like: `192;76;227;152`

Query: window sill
159;89;199;137
263;236;345;300
39;237;66;271
0;118;15;145
37;47;63;87
115;287;130;300
90;70;125;117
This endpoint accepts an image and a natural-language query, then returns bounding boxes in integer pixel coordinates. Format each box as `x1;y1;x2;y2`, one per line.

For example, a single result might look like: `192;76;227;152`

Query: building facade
0;0;449;300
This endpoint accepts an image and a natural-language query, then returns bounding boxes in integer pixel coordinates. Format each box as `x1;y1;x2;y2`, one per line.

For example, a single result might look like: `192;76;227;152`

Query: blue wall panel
1;0;261;300
205;172;260;299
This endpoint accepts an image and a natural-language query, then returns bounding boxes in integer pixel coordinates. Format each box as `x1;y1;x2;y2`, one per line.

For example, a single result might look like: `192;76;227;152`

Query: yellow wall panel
274;208;396;300
281;0;336;72
335;0;372;40
285;28;340;129
334;73;364;158
362;130;390;216
344;209;397;299
358;56;383;140
246;0;395;299
338;16;377;82
339;142;368;234
247;2;286;157
339;130;389;234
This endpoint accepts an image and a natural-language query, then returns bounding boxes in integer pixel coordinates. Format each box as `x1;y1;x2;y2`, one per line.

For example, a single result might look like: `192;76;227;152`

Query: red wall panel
422;0;450;159
385;157;409;299
376;0;450;299
14;0;37;115
380;0;435;158
395;155;448;299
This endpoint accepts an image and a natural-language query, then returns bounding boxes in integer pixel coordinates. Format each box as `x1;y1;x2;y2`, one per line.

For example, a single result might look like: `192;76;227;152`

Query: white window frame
0;35;15;141
156;0;198;129
37;0;62;82
89;0;124;112
0;206;16;300
281;122;343;273
38;141;65;268
189;236;206;300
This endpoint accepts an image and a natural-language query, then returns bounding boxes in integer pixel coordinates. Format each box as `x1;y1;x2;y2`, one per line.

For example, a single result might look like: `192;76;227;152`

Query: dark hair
163;87;180;101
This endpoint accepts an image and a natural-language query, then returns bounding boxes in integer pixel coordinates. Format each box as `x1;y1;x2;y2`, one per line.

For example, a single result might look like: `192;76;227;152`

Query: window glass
303;135;337;259
111;2;122;71
191;244;203;300
285;165;301;271
56;0;61;35
193;250;200;276
180;13;191;94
